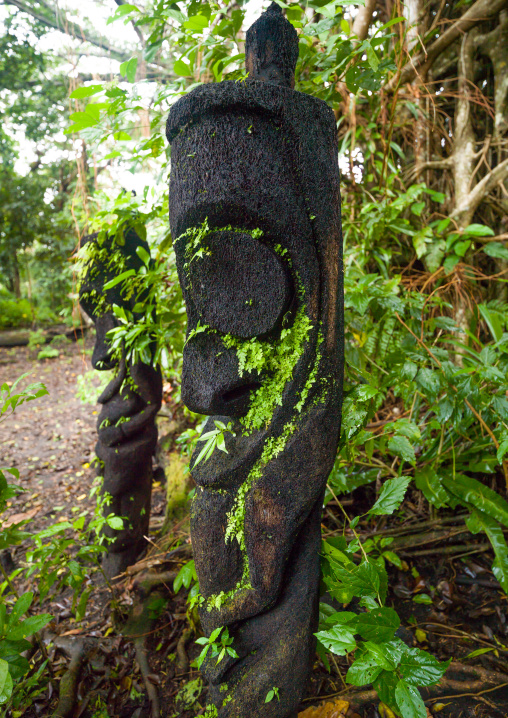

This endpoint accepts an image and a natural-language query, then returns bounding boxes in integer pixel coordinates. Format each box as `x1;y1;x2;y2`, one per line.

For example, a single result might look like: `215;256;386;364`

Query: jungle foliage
1;0;508;715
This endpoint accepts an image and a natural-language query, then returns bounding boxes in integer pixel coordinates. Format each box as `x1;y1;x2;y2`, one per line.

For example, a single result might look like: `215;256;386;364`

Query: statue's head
78;229;150;371
245;2;299;88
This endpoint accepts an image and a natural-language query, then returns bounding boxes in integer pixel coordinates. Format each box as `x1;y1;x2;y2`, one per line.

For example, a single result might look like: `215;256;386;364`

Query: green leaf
412;593;432;605
346;653;383;686
106;516;123;530
356;607;400;642
393;419;421;441
395;679;426;718
8;614;52;641
8;592;33;626
0;659;12;704
373;669;399;711
183;14;209;31
364;639;404;670
497;440;508;464
113;131;132;141
463;223;494;237
314;624;357;656
442;474;508;529
69;84;103;99
466;510;508;592
369;477;411;515
328;559;382;602
483;242;508;261
414;468;450;509
0;640;31;680
478;303;504;343
399;647;450;686
415;367;440;399
174;59;193;76
120;57;138;82
174;560;197;593
0;659;8;695
387;436;415;464
103;269;136;290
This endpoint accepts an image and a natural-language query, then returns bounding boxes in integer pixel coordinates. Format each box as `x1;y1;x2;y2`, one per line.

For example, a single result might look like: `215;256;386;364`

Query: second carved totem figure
167;4;343;716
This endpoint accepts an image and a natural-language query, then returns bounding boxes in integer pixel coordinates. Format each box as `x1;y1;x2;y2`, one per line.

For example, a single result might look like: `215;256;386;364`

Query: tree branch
2;0;130;61
452;157;508;221
351;0;377;44
383;0;508;92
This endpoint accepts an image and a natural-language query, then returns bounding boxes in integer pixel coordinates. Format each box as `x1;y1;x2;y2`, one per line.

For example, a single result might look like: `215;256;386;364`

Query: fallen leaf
298;700;349;718
415;628;427;643
4;507;39;527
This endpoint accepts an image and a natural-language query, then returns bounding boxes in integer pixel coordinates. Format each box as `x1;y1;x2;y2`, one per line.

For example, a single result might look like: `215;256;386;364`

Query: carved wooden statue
166;4;343;715
79;229;162;579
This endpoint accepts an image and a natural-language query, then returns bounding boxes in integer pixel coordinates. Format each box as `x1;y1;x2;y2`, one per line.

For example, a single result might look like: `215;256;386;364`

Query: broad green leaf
328;559;382;601
387;436;415;464
356;607;400;642
0;640;31;680
106;516;123;530
120;57;138;82
415;367;440;399
8;592;33;627
364;639;403;670
414;468;450;509
483;242;508;261
183;14;209;31
174;560;197;593
346;654;383;685
0;659;8;695
443;474;508;529
463;223;494;237
399;646;450;686
392;419;421;441
34;522;72;541
70;84;103;99
174;59;193;76
373;669;399;712
395;679;426;718
113;131;132;141
0;660;12;704
369;477;411;515
314;624;357;656
8;614;52;641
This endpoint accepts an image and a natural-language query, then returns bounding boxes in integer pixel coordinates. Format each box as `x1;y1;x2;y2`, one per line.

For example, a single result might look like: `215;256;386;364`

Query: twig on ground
134;637;161;718
175;627;193;674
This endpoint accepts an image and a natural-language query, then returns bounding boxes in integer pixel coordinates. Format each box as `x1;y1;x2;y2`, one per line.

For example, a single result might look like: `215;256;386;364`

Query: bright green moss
223;306;312;434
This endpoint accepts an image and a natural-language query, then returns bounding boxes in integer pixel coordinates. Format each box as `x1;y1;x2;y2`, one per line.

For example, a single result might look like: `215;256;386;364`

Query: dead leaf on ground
3;507;39;527
299;699;349;718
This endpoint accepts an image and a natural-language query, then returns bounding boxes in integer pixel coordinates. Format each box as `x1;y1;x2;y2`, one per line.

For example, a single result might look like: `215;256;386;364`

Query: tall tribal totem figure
79;230;162;579
167;4;343;716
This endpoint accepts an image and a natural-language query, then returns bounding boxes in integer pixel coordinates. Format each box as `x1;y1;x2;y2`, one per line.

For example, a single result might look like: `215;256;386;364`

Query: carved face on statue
167;4;343;716
78;230;162;578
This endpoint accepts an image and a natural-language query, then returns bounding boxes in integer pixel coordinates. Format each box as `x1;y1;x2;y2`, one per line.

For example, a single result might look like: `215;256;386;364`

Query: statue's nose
181;332;261;417
91;313;119;370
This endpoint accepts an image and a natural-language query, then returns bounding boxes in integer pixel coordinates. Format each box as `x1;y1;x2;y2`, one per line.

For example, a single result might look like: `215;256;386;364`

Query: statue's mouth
222;382;261;406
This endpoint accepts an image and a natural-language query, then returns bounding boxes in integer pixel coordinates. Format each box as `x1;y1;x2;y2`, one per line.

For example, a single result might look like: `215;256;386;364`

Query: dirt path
0;340;98;533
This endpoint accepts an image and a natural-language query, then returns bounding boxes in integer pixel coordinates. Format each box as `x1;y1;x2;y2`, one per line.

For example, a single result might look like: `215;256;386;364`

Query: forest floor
1;340;508;718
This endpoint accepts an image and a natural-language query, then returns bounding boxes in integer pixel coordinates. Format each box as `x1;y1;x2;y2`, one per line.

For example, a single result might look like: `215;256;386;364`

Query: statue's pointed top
245;2;299;89
266;2;283;13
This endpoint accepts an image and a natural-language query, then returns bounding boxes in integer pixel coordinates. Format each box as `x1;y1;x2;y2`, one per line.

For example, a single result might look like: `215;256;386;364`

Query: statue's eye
187;230;292;339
